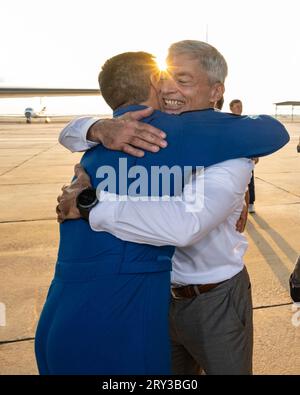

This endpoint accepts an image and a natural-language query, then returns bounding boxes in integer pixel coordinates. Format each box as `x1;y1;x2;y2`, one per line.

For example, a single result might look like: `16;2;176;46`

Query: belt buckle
193;285;202;296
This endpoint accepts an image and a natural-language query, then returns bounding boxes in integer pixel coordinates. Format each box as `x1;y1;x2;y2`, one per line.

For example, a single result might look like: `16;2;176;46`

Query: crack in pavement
255;176;300;199
0;143;58;177
252;302;293;310
0;218;56;224
0;182;66;186
0;337;35;346
0;303;295;346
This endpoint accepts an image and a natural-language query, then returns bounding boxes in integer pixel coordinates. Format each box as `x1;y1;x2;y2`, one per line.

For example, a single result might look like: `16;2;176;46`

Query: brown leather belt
171;281;225;299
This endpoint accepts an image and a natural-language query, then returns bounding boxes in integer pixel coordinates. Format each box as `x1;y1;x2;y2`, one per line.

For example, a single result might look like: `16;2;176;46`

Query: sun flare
155;55;167;72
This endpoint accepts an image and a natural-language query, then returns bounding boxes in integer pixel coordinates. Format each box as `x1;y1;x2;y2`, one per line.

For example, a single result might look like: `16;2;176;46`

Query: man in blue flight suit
35;50;289;375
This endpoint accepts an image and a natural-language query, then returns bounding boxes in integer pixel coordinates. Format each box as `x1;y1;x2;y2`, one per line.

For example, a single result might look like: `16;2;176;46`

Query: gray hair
167;40;228;84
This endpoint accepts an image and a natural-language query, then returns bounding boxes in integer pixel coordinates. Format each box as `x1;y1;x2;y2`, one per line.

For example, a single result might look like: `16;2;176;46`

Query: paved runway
0;119;299;374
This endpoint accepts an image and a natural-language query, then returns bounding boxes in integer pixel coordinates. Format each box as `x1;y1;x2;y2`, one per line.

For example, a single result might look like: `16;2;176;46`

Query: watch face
78;188;97;207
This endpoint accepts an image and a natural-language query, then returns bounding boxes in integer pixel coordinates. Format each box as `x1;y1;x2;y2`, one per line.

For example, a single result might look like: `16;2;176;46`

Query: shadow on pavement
246;215;294;291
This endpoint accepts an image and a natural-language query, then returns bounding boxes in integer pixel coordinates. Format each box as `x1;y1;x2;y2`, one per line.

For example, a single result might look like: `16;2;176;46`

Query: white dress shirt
59;117;100;152
59;118;253;285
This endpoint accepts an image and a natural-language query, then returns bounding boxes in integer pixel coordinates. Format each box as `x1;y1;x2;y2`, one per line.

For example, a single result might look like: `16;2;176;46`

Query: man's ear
210;83;225;103
150;72;161;91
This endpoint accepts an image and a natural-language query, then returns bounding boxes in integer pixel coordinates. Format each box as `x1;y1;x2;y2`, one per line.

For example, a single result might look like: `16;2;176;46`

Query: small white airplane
0;87;100;123
24;106;50;123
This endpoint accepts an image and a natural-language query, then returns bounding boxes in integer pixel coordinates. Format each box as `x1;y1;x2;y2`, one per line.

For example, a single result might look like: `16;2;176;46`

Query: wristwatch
76;187;98;221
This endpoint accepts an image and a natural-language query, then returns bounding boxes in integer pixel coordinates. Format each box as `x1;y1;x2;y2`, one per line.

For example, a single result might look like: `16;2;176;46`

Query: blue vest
57;105;289;274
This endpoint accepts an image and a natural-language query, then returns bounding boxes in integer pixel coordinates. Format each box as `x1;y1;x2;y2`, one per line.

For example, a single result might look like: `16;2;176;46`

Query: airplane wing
0;87;100;98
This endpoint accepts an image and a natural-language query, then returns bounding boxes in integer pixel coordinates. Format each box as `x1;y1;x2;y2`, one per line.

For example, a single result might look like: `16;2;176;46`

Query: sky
1;0;300;115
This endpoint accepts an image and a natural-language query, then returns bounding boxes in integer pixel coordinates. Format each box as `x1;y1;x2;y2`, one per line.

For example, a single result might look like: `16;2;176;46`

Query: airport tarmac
0;119;299;375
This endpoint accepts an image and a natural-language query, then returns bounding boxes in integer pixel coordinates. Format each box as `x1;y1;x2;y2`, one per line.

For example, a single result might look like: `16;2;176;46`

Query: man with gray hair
57;40;286;374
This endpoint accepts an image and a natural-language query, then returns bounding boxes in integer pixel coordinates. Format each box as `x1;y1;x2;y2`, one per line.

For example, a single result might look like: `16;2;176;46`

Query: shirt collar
113;104;149;117
113;105;216;118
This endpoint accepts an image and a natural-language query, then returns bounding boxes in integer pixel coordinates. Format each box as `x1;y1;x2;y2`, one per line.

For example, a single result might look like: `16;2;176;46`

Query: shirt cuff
81;117;101;148
89;190;118;232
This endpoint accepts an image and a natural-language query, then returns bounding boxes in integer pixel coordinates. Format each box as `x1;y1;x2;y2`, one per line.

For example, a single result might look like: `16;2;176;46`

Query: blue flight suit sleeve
177;112;290;168
218;114;290;159
141;111;289;170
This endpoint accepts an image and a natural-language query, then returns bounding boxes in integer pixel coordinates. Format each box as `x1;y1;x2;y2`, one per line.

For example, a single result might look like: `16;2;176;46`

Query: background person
230;99;258;214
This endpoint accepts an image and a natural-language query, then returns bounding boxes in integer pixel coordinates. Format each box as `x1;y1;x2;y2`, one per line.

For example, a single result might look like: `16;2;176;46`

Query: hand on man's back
88;107;168;157
56;164;92;223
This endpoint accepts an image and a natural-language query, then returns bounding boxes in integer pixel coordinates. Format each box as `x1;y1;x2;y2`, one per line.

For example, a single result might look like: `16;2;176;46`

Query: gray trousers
169;267;253;375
